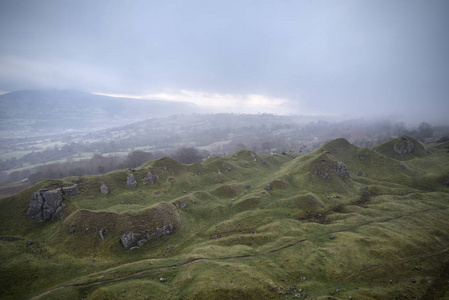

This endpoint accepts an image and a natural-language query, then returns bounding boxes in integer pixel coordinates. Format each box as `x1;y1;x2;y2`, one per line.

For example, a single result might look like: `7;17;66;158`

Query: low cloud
0;55;120;92
96;90;301;115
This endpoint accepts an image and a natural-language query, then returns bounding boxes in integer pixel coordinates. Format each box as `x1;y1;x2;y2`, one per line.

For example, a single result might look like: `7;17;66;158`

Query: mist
0;0;448;124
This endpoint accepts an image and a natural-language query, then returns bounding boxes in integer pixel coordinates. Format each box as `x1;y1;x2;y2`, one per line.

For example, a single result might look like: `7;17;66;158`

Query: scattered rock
120;223;175;250
137;239;148;247
85;228;90;234
329;235;335;239
394;139;414;155
27;189;65;221
265;184;272;190
167;245;174;250
100;184;109;194
357;170;363;176
356;155;366;160
26;240;33;246
125;174;137;188
60;185;80;195
360;188;370;200
69;225;76;234
245;185;251;189
99;228;107;240
120;232;142;250
336;162;350;178
410;277;416;283
144;172;158;184
160;277;165;282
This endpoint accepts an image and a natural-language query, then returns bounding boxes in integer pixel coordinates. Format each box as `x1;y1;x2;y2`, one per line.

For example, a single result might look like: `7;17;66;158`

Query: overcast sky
0;0;448;123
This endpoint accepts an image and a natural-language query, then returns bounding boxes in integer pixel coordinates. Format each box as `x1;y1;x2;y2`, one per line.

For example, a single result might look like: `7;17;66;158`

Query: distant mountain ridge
0;89;198;135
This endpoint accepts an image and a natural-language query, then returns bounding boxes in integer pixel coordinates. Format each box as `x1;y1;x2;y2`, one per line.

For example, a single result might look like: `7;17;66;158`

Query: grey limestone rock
100;184;109;194
144;172;158;184
394;140;414;155
125;174;137;188
120;223;175;250
27;190;65;221
99;228;107;240
61;185;80;195
336;162;350;178
120;232;142;250
137;239;148;247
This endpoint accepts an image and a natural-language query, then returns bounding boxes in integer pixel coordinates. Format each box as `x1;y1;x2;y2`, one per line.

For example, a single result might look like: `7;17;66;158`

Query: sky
0;0;448;123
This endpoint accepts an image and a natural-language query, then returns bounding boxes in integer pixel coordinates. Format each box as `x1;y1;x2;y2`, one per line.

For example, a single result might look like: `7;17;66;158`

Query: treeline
2;148;210;185
0;118;438;173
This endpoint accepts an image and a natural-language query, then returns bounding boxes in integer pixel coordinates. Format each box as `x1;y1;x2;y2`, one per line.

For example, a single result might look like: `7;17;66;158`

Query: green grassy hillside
1;137;449;299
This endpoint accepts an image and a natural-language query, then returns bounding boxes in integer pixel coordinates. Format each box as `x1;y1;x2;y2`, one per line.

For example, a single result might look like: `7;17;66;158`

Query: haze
1;0;448;124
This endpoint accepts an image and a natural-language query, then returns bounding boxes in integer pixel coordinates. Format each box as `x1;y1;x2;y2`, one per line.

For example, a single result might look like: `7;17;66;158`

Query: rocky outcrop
120;223;174;250
336;162;350;178
120;232;142;249
125;174;137;188
394;139;414;155
99;228;107;240
100;184;109;194
27;190;65;221
144;172;158;184
60;185;80;195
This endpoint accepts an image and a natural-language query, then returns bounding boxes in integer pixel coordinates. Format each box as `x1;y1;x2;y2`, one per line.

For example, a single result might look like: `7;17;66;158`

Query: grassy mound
373;135;429;160
1;138;449;299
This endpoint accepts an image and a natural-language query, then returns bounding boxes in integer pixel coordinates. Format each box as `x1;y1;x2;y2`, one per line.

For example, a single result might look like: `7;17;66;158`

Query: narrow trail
29;207;447;299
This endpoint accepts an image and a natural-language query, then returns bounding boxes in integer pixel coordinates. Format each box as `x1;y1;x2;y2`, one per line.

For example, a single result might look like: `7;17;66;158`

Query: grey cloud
0;0;448;123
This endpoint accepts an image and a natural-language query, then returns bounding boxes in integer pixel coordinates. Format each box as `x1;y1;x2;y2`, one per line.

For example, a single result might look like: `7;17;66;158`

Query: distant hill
0;90;198;136
1;137;449;299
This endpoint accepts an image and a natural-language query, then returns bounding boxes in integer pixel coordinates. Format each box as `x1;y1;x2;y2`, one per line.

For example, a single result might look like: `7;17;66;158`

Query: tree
393;122;407;136
417;122;433;141
172;147;203;164
124;151;154;168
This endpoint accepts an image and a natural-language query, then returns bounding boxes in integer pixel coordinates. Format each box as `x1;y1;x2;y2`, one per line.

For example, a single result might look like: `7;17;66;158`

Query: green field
1;136;449;299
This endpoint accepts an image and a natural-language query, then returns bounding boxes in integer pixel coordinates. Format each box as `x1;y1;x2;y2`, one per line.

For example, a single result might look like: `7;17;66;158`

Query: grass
1;136;449;299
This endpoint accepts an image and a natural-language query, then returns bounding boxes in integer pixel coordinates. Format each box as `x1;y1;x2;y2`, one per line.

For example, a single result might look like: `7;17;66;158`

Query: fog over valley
1;1;449;299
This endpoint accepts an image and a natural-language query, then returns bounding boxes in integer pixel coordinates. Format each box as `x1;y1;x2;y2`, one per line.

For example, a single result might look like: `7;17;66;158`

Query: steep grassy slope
1;137;449;299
